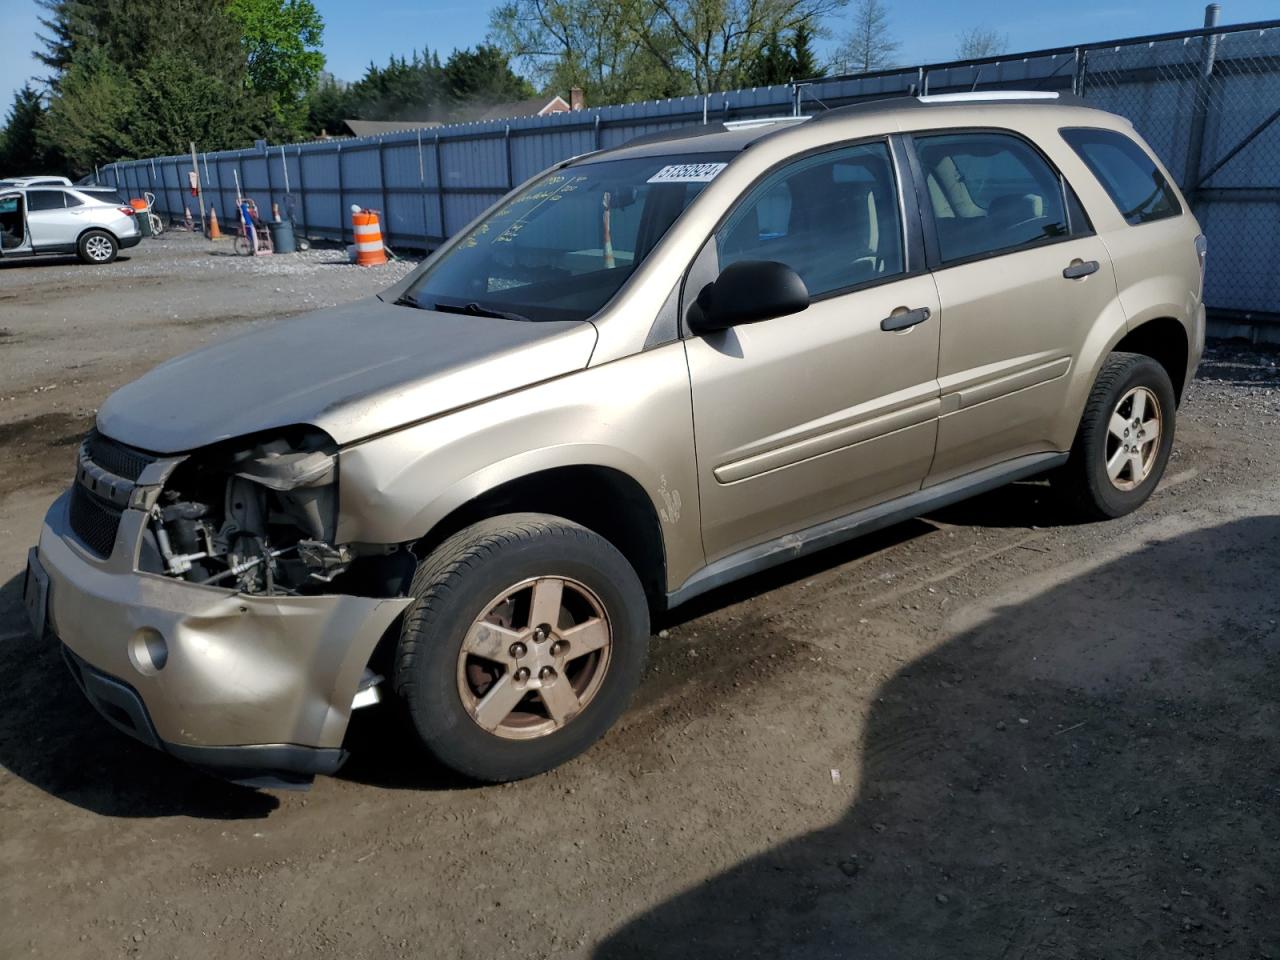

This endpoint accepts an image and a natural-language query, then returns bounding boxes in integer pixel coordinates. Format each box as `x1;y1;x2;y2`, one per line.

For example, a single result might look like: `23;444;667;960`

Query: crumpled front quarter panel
336;342;704;591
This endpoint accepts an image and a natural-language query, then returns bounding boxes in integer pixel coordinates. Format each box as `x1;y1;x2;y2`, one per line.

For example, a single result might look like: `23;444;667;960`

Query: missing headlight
144;428;350;595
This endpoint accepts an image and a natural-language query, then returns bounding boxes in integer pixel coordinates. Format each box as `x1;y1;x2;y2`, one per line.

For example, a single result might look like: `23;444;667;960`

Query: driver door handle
880;306;931;332
1063;259;1100;279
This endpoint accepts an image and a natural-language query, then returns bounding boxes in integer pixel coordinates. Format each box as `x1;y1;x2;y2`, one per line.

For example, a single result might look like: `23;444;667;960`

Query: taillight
119;206;136;216
1194;234;1207;296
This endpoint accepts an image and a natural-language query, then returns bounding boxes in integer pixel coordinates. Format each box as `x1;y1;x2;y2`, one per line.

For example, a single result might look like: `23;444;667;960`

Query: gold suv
26;92;1205;787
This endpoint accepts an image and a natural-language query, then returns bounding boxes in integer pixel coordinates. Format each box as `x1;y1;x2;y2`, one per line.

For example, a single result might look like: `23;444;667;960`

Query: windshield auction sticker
647;162;728;184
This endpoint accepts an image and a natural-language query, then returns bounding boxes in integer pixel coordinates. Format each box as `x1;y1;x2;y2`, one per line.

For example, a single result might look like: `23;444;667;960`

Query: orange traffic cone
208;206;221;239
183;206;194;230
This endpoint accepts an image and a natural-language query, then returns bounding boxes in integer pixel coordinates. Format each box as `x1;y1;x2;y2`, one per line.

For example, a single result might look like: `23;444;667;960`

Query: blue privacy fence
102;12;1280;321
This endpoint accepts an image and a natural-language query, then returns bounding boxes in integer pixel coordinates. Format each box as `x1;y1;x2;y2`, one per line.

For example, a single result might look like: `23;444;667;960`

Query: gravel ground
0;233;1277;959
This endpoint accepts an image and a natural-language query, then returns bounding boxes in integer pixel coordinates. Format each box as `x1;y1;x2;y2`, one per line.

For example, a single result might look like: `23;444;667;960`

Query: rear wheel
78;230;117;264
393;513;650;782
1055;351;1176;520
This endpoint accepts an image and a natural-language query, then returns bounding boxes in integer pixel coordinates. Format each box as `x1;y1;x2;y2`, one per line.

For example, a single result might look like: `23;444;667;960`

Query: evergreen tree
792;24;818;79
0;85;52;173
39;0;266;175
748;30;796;86
442;45;534;108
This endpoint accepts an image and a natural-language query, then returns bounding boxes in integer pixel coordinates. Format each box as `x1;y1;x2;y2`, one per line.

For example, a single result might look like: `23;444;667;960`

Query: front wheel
78;229;118;264
1054;351;1177;520
392;513;650;782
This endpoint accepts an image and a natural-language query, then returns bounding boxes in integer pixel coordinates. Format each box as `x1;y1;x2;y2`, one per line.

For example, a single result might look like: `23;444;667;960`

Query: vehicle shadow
335;520;937;793
0;572;278;819
595;517;1280;959
924;478;1087;529
0;254;134;269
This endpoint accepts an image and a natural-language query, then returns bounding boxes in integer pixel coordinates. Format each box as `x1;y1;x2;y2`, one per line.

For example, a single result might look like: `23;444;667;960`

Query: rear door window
911;132;1070;264
27;190;66;211
1060;127;1181;225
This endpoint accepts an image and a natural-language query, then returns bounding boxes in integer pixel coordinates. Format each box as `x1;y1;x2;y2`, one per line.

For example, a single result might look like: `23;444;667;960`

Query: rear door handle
1062;259;1100;280
880;306;931;332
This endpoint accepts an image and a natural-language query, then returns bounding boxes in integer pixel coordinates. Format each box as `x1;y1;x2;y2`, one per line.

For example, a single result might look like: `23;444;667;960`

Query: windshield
401;152;734;322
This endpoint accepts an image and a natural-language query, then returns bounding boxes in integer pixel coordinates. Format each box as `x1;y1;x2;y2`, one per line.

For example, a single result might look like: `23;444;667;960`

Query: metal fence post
434;134;446;243
295;146;308;239
264;142;275;218
1072;47;1086;96
336;142;345;243
377;139;390;243
417;130;428;247
1184;3;1222;194
504;125;514;189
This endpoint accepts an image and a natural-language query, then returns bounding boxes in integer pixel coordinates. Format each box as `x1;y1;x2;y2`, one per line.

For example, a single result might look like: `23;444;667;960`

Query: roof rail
809;90;1088;125
722;116;811;131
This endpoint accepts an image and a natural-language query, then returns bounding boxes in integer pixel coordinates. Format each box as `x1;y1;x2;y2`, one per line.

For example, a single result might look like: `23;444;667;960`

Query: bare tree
492;0;846;100
635;0;848;94
956;26;1007;59
834;0;899;74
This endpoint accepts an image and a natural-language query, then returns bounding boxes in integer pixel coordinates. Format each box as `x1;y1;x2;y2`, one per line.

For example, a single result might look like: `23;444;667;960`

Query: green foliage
490;0;843;103
489;0;689;106
24;0;319;174
792;23;818;79
442;45;535;105
227;0;326;137
306;73;354;137
748;29;819;86
0;85;56;173
40;48;137;174
302;46;537;132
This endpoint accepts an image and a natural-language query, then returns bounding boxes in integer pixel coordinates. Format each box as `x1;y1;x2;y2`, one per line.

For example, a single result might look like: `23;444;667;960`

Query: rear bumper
119;233;142;250
35;491;410;788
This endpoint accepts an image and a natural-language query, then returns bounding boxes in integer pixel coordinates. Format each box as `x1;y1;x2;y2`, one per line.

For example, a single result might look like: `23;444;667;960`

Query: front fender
335;342;704;590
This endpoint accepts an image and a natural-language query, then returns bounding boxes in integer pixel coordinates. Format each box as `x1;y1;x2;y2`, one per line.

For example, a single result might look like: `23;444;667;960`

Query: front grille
67;429;158;558
83;429;155;482
69;480;124;557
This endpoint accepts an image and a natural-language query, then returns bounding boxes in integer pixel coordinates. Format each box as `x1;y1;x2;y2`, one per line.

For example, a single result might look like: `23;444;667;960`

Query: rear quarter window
1061;127;1181;225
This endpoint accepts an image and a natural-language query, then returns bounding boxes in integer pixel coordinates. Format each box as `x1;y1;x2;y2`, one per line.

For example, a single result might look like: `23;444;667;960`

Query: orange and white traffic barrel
351;207;386;266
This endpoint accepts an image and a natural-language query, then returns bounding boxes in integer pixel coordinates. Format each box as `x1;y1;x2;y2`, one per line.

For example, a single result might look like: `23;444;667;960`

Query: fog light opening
128;628;169;675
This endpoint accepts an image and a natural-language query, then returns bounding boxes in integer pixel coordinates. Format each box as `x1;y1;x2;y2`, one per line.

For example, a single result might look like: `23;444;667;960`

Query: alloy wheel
456;576;612;740
85;235;113;261
1105;385;1162;491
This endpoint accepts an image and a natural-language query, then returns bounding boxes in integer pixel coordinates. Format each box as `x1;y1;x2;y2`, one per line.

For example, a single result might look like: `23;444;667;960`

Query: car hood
97;297;597;453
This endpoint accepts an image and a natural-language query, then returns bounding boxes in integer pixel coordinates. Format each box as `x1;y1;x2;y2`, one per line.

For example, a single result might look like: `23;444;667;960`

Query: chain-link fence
1078;19;1280;323
102;11;1280;328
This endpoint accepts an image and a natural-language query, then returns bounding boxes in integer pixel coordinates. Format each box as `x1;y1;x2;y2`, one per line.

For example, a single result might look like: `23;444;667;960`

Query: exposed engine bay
141;429;410;597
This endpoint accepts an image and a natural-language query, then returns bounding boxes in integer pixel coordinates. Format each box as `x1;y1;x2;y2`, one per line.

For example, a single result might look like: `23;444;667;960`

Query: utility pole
190;141;206;236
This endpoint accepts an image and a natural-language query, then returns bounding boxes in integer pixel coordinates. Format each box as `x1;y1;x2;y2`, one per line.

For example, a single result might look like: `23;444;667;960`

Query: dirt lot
1;233;1278;959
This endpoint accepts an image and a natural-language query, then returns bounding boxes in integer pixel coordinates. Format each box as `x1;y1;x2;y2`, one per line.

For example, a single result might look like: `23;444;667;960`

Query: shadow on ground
0;572;278;818
0;254;133;269
596;517;1280;959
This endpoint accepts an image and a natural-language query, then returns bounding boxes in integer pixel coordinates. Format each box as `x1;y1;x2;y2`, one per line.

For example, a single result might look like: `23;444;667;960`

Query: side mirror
688;260;809;334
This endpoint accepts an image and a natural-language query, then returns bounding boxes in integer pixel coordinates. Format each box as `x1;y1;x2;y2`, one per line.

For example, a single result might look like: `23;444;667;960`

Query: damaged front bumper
32;492;410;789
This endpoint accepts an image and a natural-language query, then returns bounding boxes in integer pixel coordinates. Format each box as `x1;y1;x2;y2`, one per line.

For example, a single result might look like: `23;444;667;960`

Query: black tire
393;513;650;782
77;229;118;264
1055;351;1177;520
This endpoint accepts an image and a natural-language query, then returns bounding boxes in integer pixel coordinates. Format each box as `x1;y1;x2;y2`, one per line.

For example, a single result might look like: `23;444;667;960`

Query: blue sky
2;0;1276;112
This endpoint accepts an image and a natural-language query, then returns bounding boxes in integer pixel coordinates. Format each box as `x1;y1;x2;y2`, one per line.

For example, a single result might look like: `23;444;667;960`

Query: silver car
0;184;142;265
